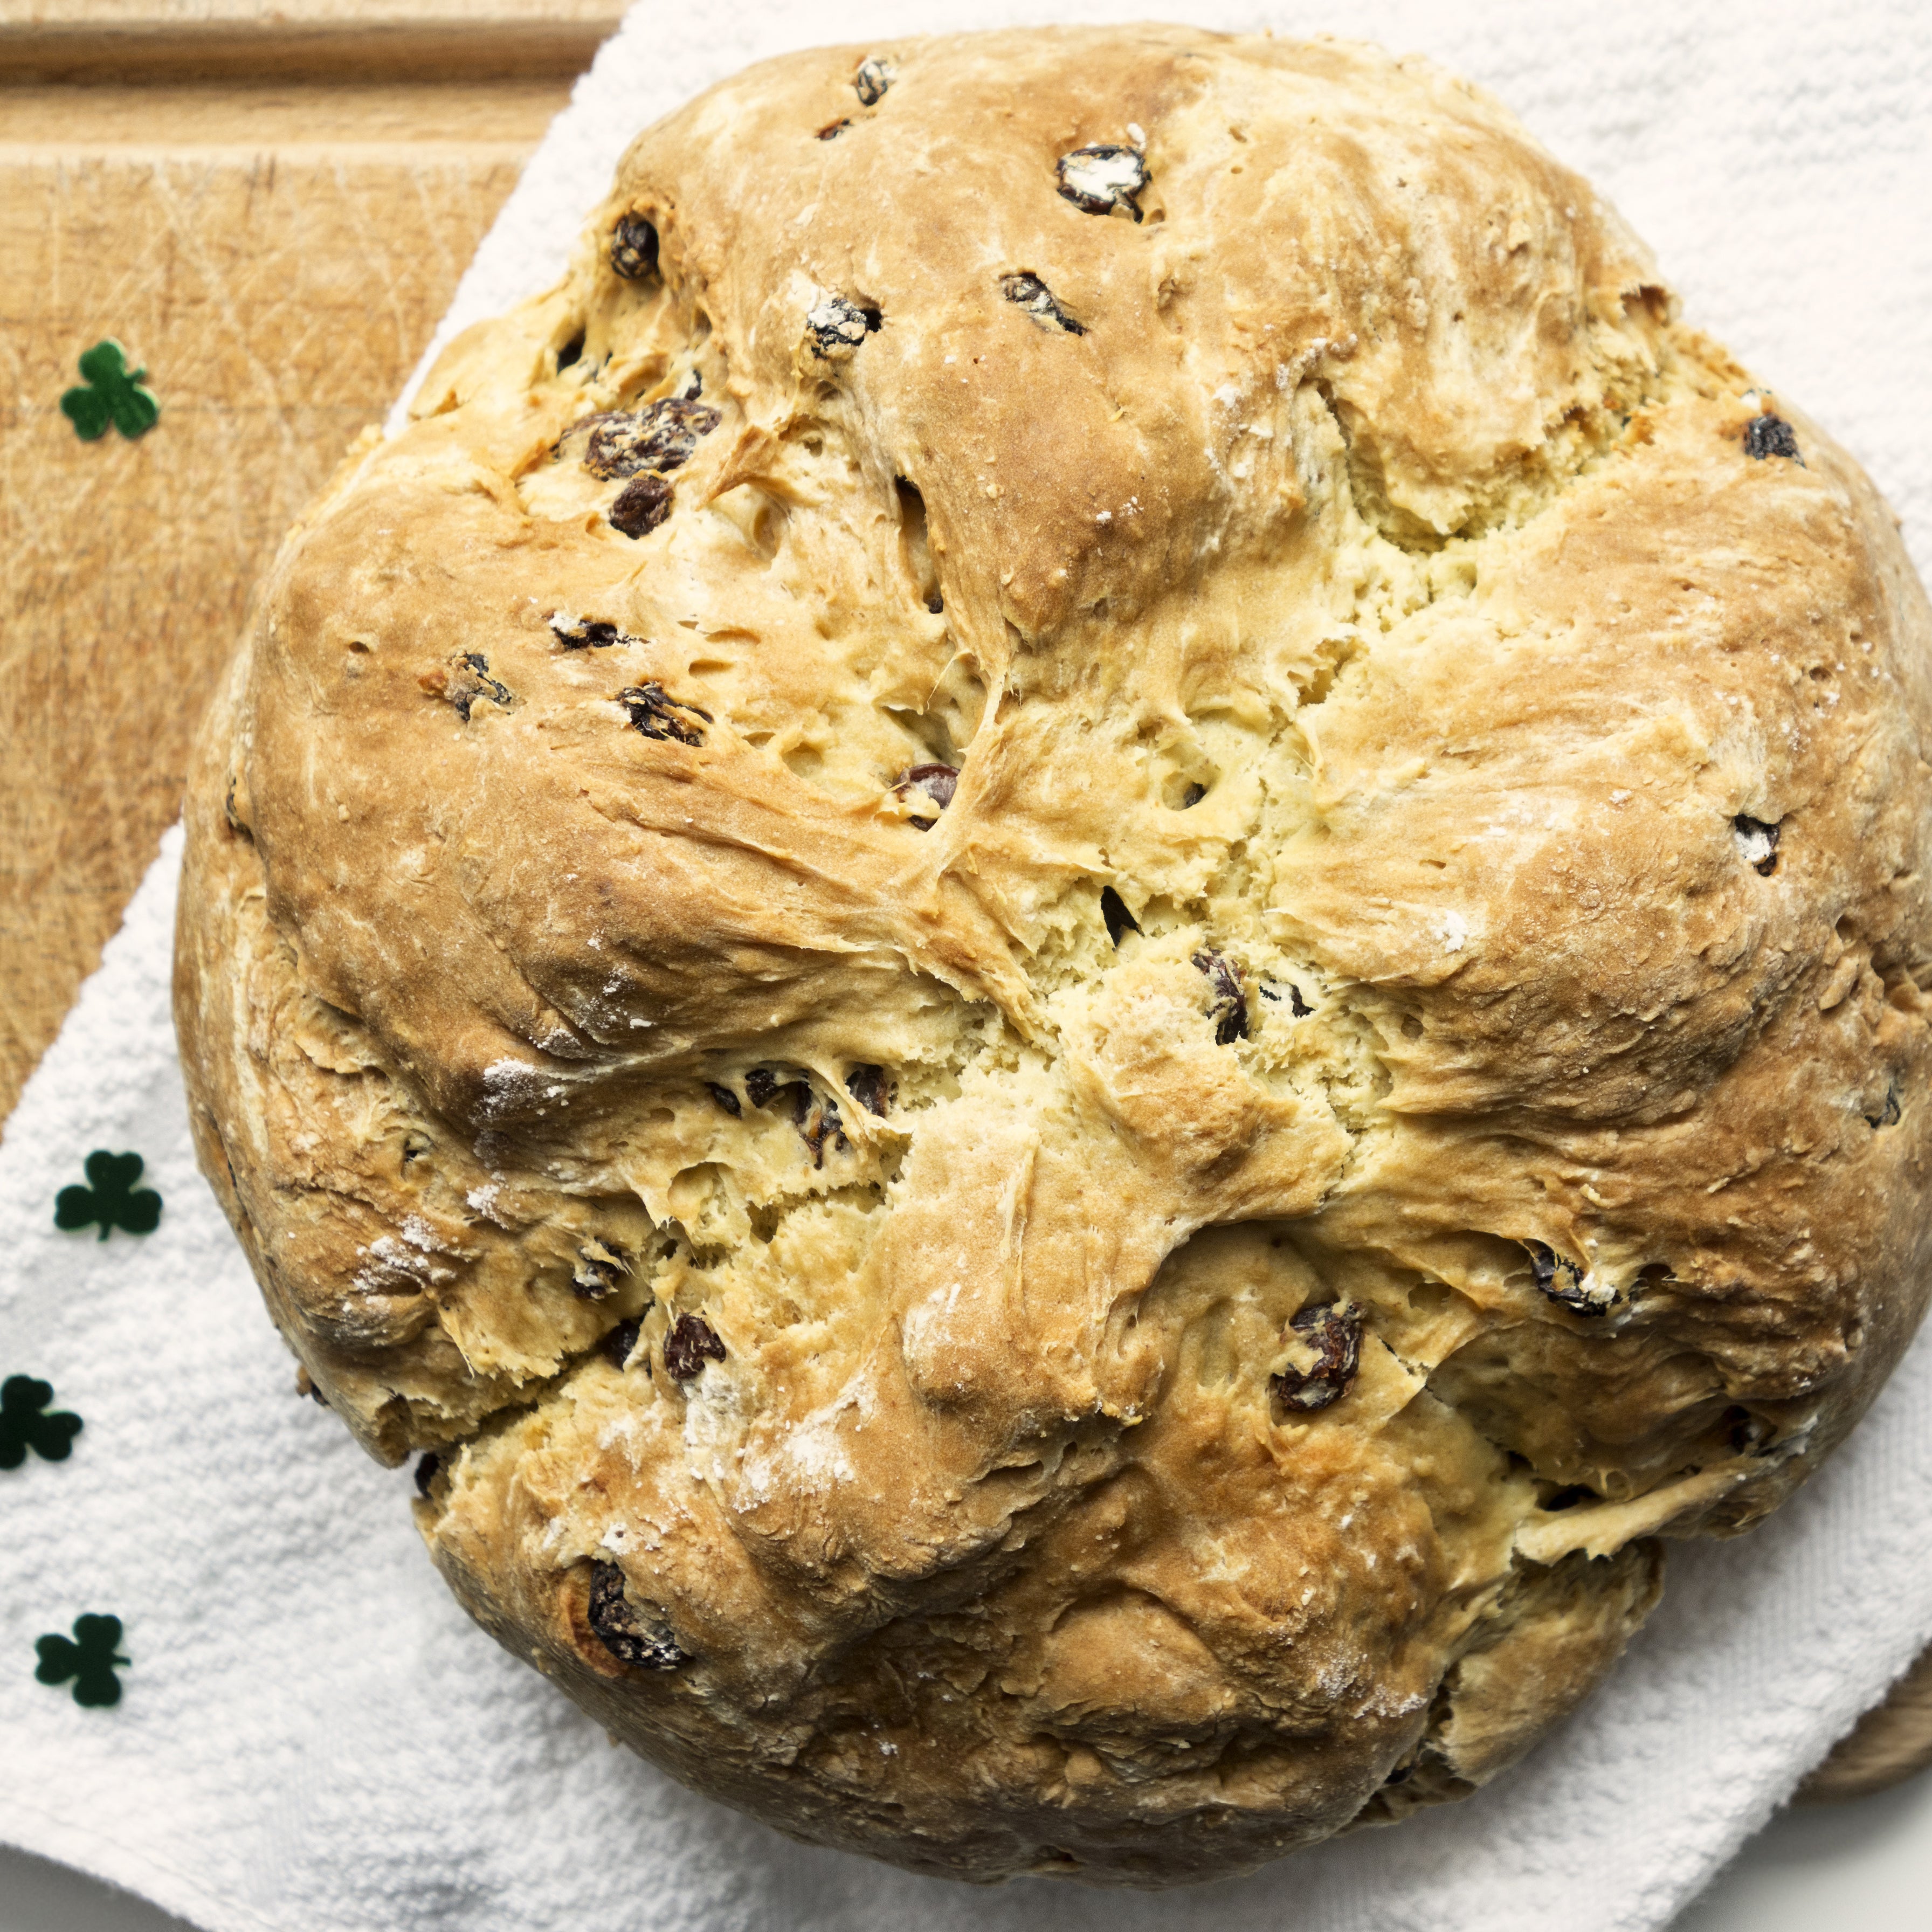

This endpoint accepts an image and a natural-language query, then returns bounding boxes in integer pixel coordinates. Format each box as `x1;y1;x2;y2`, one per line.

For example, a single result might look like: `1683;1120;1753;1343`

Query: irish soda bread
174;24;1932;1886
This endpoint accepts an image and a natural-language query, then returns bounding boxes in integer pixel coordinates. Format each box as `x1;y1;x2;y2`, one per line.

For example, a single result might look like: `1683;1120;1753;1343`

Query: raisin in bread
174;24;1932;1887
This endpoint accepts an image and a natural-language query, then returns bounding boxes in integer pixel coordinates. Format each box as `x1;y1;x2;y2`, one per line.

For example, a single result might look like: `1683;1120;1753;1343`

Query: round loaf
174;24;1932;1886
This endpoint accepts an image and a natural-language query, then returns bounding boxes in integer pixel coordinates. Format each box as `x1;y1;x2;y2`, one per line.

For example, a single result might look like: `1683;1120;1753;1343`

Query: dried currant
1745;413;1801;462
800;1089;847;1167
445;653;512;722
845;1065;891;1116
549;613;627;649
895;762;958;827
1191;949;1248;1044
817;119;850;141
609;473;673;538
1733;815;1781;875
1056;144;1148;220
602;1316;643;1371
1259;981;1314;1017
853;56;892;105
805;293;881;358
1101;886;1141;946
586;1559;687;1669
414;1452;440;1496
706;1081;743;1117
664;1313;727;1381
1523;1240;1612;1317
1271;1302;1362;1414
581;398;722;480
571;1239;628;1302
618;681;709;746
1000;272;1086;335
609;213;659;282
745;1068;781;1108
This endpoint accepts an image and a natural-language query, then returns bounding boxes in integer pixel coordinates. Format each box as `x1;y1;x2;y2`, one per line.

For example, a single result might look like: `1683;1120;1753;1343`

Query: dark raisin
414;1452;440;1497
680;369;702;400
1271;1302;1363;1414
846;1064;891;1115
744;1067;780;1108
617;681;709;745
571;1239;627;1302
586;1559;687;1669
1734;815;1781;875
798;1089;848;1167
664;1313;726;1381
610;473;673;537
706;1081;742;1117
1258;980;1313;1015
1745;412;1801;462
853;56;892;105
1101;886;1141;946
609;213;659;281
1000;272;1086;335
446;653;512;722
602;1316;643;1371
1523;1240;1611;1317
805;293;879;358
580;398;722;480
895;762;959;828
1056;144;1148;220
1866;1081;1902;1130
1191;949;1248;1044
549;613;627;649
1179;781;1207;808
818;119;850;141
556;330;585;371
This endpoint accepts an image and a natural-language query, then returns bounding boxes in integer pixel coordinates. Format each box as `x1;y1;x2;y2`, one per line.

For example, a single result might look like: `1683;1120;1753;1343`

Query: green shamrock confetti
34;1614;128;1708
59;339;160;443
0;1376;82;1469
54;1150;162;1240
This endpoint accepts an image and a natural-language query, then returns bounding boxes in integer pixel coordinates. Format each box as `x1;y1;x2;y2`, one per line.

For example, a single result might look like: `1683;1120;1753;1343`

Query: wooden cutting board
2;0;1925;1813
0;0;616;1122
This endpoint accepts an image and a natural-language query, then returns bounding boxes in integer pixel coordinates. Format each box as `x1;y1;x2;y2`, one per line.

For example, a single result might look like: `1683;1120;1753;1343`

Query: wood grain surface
0;0;614;1127
2;0;1927;1814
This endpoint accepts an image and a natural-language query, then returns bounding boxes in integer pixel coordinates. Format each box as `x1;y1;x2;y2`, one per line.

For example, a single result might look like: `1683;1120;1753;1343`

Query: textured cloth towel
4;4;1930;1928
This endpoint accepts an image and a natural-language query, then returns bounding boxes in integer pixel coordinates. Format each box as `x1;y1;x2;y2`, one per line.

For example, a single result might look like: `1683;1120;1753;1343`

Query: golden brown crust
174;25;1932;1885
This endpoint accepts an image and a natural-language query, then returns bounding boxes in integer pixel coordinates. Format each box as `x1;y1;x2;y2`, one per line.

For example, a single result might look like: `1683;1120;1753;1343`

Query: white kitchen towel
4;3;1931;1929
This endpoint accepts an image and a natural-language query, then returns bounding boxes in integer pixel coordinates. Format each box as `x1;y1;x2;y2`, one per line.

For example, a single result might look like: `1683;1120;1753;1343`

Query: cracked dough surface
174;24;1932;1888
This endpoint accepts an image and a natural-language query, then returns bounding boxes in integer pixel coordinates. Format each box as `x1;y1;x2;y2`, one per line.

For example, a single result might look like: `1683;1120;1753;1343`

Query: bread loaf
174;24;1932;1884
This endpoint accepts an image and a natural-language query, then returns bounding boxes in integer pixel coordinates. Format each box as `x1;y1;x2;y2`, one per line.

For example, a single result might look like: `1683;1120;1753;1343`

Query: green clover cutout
60;339;160;443
0;1376;82;1469
35;1614;128;1708
55;1150;162;1240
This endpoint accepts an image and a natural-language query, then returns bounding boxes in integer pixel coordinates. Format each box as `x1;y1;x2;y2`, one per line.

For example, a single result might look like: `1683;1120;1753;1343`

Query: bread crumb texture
174;26;1932;1886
